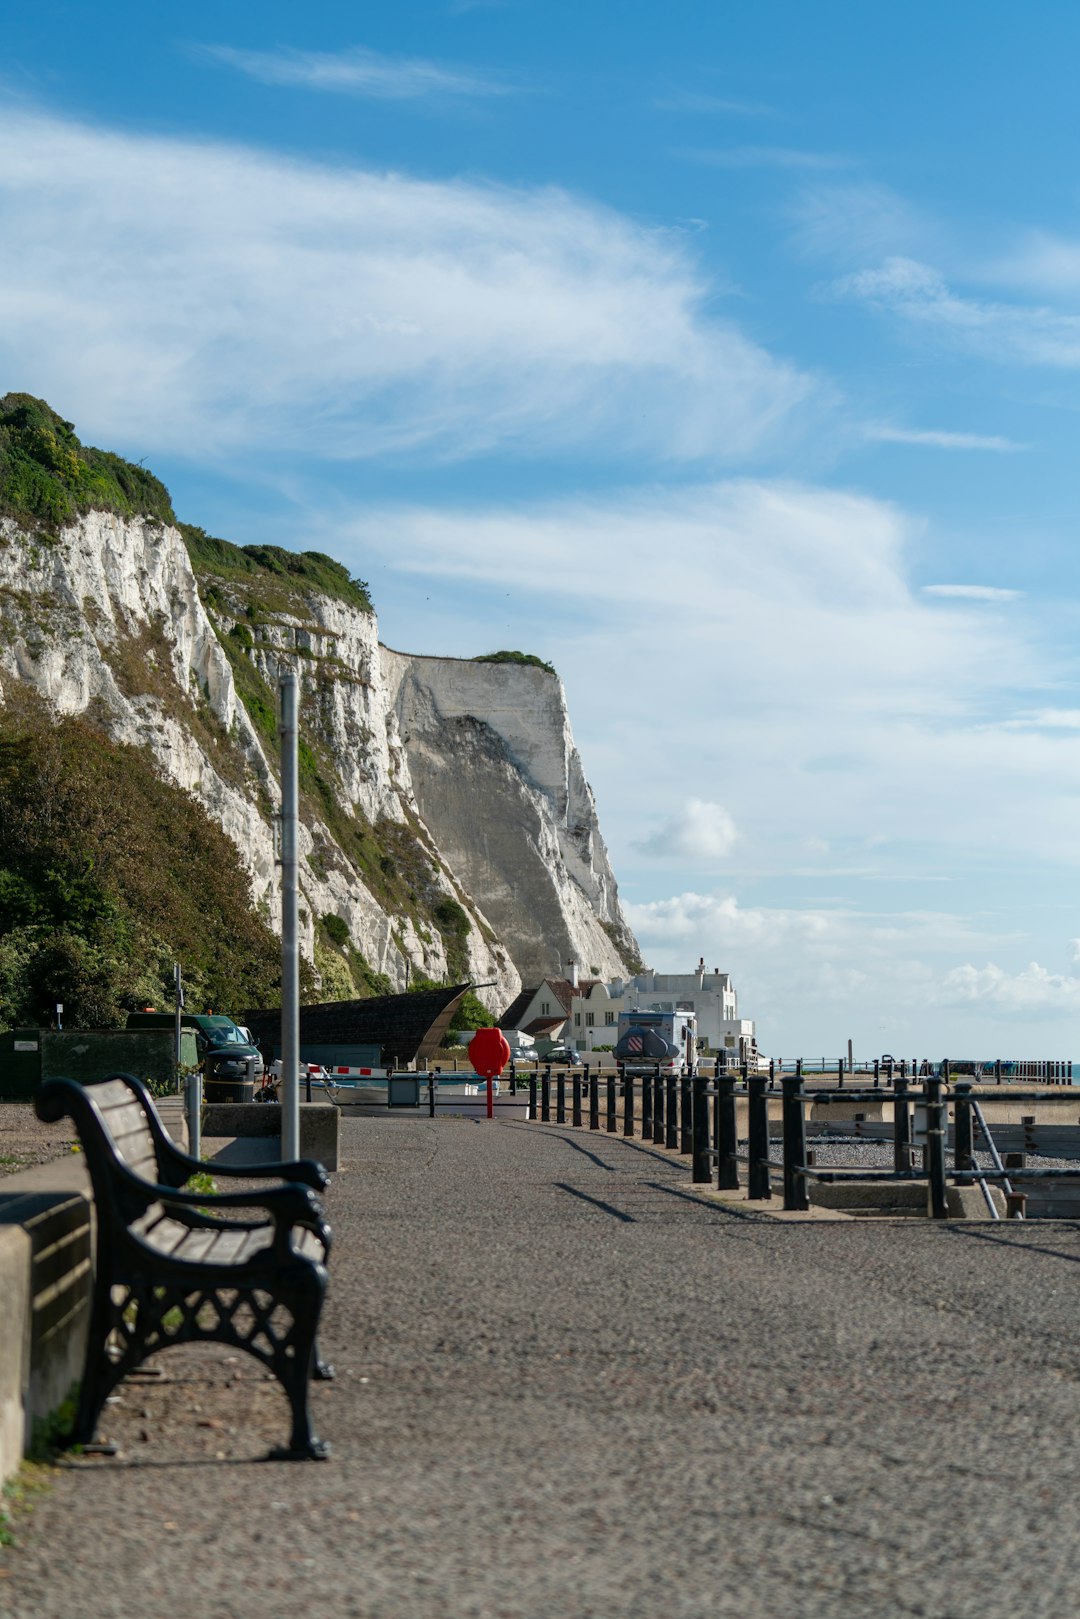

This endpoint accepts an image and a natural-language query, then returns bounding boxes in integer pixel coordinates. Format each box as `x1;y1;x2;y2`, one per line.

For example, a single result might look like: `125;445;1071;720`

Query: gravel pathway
3;1115;1080;1618
0;1102;77;1177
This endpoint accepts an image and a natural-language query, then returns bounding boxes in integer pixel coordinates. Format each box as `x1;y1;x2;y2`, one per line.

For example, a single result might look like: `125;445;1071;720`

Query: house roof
499;988;538;1030
522;1016;566;1037
243;983;471;1067
500;976;575;1027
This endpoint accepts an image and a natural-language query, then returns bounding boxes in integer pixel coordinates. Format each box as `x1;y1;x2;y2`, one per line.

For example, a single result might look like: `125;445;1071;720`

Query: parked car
542;1045;582;1065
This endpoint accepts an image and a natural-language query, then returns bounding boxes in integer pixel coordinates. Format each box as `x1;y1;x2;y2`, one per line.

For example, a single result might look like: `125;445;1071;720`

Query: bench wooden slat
136;1215;271;1268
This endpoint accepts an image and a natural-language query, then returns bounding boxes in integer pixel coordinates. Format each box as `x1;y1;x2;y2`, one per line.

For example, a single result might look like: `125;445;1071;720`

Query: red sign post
468;1028;511;1119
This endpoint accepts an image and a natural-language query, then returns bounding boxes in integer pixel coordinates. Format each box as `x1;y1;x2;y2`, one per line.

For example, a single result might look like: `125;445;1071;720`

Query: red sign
468;1027;511;1079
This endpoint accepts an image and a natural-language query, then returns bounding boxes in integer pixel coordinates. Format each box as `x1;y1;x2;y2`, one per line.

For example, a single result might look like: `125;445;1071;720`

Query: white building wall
614;964;756;1056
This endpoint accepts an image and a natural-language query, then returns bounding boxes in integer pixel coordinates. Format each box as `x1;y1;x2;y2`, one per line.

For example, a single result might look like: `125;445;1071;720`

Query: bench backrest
87;1077;162;1181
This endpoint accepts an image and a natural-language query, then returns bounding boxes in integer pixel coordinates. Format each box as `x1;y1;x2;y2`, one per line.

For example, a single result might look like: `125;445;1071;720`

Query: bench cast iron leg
269;1270;331;1461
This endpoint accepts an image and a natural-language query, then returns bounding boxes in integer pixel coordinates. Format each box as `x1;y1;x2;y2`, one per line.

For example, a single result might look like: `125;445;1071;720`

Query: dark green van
125;1012;264;1080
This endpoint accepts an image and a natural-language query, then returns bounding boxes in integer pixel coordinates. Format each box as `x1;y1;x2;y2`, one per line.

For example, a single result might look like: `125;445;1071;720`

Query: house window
585;1012;594;1027
574;1012;581;1026
541;1001;550;1015
605;1011;615;1025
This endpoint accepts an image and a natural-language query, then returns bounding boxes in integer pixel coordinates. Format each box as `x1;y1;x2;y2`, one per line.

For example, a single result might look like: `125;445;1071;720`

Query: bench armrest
198;1156;329;1193
156;1180;323;1219
151;1118;329;1192
160;1180;330;1254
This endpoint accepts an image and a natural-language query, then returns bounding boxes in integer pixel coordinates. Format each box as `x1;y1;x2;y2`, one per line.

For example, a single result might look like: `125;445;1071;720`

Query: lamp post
279;672;300;1163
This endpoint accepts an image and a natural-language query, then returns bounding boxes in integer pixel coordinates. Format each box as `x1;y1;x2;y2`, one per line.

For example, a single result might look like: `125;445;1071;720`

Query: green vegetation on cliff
0;699;294;1030
181;525;372;614
0;394;175;535
473;650;555;676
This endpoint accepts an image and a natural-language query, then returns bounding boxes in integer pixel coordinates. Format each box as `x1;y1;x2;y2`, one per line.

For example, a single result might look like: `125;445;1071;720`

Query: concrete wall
0;1176;92;1486
0;1028;178;1101
202;1103;340;1172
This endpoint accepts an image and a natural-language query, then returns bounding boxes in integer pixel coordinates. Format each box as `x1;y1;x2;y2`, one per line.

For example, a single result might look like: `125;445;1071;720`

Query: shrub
0;394;175;534
472;650;555;676
321;912;350;948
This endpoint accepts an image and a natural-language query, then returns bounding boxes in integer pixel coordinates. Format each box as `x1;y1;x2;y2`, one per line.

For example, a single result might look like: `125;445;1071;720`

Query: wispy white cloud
833;256;1080;369
683;146;845;171
866;425;1029;453
788;182;931;264
0;105;812;464
637;799;738;861
988;229;1080;296
1002;709;1080;729
922;584;1022;602
200;42;511;101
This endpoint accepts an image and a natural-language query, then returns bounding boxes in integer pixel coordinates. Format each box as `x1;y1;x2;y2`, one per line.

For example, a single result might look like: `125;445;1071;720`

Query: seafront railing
494;1058;1080;1222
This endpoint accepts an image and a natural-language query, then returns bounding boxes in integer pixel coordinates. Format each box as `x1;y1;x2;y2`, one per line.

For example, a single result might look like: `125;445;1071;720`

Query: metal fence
494;1057;1080;1222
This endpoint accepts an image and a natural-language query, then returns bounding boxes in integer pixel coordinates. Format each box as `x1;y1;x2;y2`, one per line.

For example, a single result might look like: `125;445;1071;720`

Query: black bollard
572;1070;582;1128
589;1067;600;1130
747;1074;772;1200
692;1075;710;1183
623;1070;635;1137
954;1080;974;1174
653;1068;665;1145
606;1069;617;1133
680;1071;692;1155
926;1076;948;1219
541;1066;551;1123
715;1070;739;1190
782;1070;809;1211
666;1073;678;1150
893;1074;912;1174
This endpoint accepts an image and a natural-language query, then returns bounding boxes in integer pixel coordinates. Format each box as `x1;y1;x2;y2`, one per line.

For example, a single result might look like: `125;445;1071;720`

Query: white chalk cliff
0;512;637;1011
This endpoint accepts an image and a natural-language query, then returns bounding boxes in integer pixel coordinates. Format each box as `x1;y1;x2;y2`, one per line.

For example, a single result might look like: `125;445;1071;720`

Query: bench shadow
554;1182;636;1223
944;1225;1080;1265
57;1452;277;1471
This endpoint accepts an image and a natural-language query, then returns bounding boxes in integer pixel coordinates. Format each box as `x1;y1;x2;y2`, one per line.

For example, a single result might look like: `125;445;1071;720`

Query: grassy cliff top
0;393;373;613
473;650;556;676
181;525;372;615
0;393;176;534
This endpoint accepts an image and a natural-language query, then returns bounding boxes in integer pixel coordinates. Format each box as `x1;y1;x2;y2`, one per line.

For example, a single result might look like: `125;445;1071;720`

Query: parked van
614;1008;696;1075
125;1011;265;1082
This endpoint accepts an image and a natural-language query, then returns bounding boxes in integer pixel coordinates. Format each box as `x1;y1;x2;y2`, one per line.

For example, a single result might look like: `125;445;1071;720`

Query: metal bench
35;1071;334;1460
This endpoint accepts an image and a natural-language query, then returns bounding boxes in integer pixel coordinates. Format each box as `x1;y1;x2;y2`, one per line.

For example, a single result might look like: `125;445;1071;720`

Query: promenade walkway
4;1114;1080;1618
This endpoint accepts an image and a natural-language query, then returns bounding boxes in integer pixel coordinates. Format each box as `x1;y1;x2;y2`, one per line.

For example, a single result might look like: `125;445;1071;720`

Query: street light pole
279;672;300;1163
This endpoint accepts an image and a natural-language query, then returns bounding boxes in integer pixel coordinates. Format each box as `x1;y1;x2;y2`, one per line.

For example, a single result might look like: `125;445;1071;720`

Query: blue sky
4;1;1080;1055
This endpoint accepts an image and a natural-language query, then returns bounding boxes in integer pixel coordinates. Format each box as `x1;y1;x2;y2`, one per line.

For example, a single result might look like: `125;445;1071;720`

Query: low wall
201;1103;340;1172
0;1174;92;1485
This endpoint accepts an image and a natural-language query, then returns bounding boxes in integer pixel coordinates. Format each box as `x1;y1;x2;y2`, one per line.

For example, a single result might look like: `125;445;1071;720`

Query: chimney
567;957;579;989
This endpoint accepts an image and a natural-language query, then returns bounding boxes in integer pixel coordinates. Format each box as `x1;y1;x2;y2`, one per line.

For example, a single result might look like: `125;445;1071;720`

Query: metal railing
697;1065;1080;1219
496;1056;1080;1221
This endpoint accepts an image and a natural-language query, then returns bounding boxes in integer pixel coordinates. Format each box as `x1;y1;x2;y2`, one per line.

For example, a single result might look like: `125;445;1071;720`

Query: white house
568;957;758;1059
504;957;759;1062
